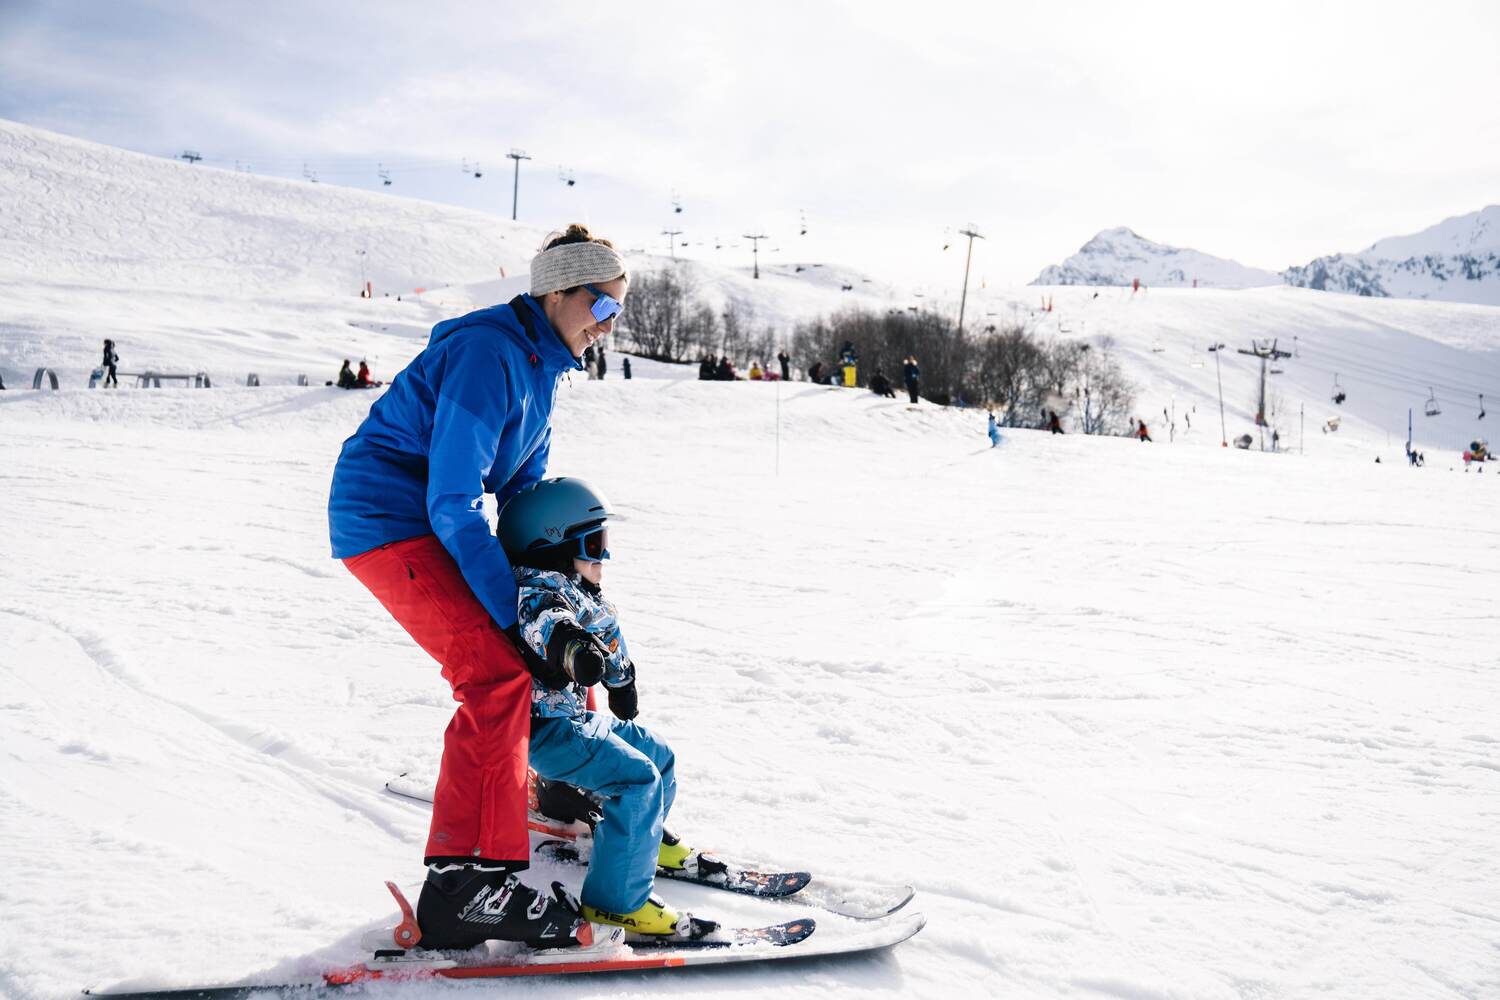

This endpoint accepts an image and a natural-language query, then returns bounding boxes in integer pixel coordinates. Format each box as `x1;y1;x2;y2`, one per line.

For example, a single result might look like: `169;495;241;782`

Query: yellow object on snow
657;838;693;871
582;895;686;936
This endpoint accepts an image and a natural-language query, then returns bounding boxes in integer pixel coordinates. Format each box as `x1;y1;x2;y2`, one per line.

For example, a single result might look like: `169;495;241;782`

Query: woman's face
544;276;629;358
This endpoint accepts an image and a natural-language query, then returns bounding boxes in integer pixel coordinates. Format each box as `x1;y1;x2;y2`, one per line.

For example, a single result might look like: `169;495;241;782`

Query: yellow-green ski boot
581;894;692;937
657;829;694;872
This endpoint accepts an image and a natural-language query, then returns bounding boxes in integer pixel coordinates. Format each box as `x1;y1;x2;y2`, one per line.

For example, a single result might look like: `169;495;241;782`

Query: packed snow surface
3;377;1499;999
3;117;1500;999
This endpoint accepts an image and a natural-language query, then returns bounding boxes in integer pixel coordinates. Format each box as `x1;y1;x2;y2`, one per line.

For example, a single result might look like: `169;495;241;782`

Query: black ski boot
416;862;589;950
535;776;604;828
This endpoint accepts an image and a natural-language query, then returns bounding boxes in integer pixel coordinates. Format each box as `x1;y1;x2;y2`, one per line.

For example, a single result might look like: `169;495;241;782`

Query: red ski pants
344;535;530;865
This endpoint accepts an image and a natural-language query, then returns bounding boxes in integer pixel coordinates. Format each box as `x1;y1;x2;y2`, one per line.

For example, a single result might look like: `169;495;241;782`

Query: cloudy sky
3;0;1497;290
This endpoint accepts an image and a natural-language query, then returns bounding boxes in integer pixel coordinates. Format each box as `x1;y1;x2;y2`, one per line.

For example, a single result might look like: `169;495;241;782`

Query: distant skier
597;348;607;379
869;370;896;398
778;350;791;381
333;359;357;389
987;411;1002;447
622;357;632;380
329;223;628;951
499;477;696;937
902;355;920;404
101;338;119;388
1047;409;1064;435
1136;419;1152;443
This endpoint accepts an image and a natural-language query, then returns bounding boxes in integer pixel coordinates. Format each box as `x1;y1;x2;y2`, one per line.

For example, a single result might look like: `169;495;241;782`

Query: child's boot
656;828;694;871
582;894;690;937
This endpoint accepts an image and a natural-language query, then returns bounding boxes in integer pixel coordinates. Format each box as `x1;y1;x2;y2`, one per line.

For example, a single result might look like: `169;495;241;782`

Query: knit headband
529;241;627;296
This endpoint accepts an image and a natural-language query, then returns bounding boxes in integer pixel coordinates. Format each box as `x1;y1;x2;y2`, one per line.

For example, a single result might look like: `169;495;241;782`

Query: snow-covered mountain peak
1361;205;1500;260
1282;205;1500;305
1032;228;1280;289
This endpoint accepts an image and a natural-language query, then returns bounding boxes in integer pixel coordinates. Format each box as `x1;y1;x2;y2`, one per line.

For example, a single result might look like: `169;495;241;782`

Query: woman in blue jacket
328;225;627;950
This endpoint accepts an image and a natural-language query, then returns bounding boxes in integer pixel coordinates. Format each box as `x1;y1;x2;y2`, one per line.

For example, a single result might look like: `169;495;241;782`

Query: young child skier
496;476;696;937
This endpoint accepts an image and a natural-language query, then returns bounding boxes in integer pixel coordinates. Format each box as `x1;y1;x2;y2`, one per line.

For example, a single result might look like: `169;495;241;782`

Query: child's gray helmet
497;477;614;556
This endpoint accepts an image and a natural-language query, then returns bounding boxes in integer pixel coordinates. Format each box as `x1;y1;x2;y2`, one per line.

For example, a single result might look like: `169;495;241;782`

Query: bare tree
970;326;1044;425
1076;343;1135;436
617;266;695;361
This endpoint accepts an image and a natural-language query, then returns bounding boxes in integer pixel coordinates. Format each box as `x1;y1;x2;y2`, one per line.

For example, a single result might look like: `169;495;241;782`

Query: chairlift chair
1424;388;1440;417
1331;373;1346;405
1479;393;1486;420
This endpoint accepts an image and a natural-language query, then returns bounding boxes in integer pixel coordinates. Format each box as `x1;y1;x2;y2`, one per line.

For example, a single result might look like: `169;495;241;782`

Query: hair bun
542;223;614;252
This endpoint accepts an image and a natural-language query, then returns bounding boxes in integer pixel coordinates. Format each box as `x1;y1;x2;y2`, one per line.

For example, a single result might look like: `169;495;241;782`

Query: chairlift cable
1298;340;1500;388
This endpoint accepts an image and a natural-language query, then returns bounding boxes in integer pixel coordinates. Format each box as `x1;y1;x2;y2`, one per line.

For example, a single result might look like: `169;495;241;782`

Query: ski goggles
572;526;610;563
583;283;623;324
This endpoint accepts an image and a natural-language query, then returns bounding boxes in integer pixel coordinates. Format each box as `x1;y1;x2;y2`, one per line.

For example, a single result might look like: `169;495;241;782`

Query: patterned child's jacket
514;566;634;719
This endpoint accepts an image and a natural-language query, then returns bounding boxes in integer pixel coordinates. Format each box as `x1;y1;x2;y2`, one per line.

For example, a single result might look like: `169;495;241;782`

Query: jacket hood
427;294;582;374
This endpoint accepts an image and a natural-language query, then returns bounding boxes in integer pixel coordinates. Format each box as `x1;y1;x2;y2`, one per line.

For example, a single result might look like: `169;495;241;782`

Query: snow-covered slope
4;117;1500;1000
2;117;1497;456
0;118;890;388
1282;205;1500;305
1031;227;1280;289
3;378;1498;1000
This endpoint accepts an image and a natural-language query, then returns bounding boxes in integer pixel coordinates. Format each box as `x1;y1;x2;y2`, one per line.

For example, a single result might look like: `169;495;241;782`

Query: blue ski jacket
328;295;582;630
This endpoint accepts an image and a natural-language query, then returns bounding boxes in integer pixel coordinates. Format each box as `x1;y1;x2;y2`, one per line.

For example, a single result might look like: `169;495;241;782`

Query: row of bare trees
617;268;780;367
614;268;1136;434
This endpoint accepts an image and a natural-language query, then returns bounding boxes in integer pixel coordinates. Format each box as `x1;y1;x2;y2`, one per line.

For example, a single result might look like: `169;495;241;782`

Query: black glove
607;680;638;721
547;622;607;687
503;623;568;690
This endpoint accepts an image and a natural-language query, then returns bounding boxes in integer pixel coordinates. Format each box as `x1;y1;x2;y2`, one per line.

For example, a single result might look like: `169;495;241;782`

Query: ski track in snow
3;377;1498;999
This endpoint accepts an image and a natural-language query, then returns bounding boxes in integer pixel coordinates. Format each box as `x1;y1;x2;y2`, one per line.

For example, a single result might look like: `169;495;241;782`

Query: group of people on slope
329;225;694;952
697;355;737;381
333;359;381;389
698;350;792;382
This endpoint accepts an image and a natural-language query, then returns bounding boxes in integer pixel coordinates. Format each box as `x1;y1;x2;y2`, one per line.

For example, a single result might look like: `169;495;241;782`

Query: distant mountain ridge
1280;206;1500;305
1032;227;1279;289
1035;207;1500;306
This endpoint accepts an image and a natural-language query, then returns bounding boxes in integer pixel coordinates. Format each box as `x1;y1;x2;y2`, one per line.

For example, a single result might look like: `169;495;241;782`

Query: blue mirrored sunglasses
583;283;623;324
573;526;610;563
